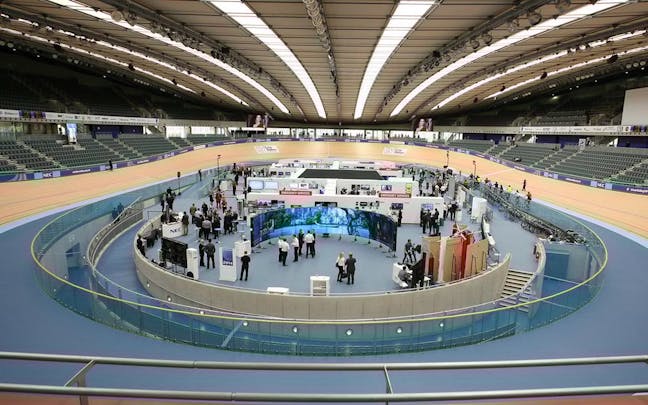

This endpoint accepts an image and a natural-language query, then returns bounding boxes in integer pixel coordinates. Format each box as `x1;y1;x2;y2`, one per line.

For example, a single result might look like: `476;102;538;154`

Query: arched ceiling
0;0;646;124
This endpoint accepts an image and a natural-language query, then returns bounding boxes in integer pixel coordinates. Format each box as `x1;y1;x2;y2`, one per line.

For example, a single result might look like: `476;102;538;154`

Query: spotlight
527;11;542;26
607;54;619;64
470;38;480;50
53;43;63;52
473;97;478;103
507;18;520;33
432;50;441;58
481;33;493;46
200;91;206;97
110;10;124;22
556;0;571;14
540;71;548;80
500;85;506;92
172;78;177;85
128;63;134;71
210;49;217;58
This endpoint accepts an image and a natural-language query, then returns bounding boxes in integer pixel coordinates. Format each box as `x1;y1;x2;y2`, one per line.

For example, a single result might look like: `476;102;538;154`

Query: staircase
499;269;535;313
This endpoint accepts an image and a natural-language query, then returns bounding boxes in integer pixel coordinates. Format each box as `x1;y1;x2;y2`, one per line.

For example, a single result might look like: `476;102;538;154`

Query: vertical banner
219;247;237;281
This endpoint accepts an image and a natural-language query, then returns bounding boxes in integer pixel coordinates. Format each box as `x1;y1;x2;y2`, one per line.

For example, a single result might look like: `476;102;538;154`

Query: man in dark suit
345;253;357;285
205;239;216;269
240;251;250;281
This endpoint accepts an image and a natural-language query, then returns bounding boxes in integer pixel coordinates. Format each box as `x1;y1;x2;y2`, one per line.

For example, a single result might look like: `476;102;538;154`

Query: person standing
198;169;202;181
304;231;314;258
397;209;403;227
310;230;317;257
522;179;527;191
136;234;146;257
298;229;305;256
403;239;415;264
201;217;212;240
232;179;237;196
279;238;289;266
198;239;205;267
291;234;299;262
345;253;357;285
205;239;216;270
108;159;113;171
336;252;346;282
240;251;250;281
189;203;197;220
181;211;189;236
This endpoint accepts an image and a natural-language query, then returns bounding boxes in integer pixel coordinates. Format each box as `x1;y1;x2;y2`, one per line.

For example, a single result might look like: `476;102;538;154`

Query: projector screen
250;207;397;251
621;87;648;125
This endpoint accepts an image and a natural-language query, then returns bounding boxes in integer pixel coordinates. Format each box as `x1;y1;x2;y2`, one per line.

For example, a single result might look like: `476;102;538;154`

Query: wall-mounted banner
383;147;407;156
254;145;279;154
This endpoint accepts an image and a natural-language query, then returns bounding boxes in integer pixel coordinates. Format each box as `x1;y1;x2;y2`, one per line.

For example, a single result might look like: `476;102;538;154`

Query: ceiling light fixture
44;0;288;113
353;0;437;119
486;45;648;99
0;26;196;94
208;0;325;118
527;10;543;26
391;0;631;117
432;27;643;111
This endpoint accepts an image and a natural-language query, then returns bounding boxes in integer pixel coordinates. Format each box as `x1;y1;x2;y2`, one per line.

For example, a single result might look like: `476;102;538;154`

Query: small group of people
420;208;442;236
198;238;217;269
335;252;357;285
276;230;316;266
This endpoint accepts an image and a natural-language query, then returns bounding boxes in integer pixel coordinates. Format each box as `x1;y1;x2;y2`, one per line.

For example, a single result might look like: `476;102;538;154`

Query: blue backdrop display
251;207;397;251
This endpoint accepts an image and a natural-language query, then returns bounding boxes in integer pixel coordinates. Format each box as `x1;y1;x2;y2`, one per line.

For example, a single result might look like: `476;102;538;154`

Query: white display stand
267;287;290;295
234;239;252;257
218;247;237;282
310;276;330;296
186;248;199;280
161;222;183;238
471;197;487;220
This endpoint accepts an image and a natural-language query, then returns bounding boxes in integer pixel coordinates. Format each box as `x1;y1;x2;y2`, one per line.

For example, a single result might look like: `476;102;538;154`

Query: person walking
336;252;346;282
345;253;357;285
403;239;416;264
522;179;527;191
291;234;299;262
198;169;202;181
240;251;250;281
205;239;216;269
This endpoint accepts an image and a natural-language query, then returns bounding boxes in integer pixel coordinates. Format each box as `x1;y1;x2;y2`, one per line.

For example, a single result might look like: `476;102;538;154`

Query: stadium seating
549;146;648;180
186;135;230;145
499;143;560;166
118;135;178;156
96;138;142;160
449;140;495;153
0;141;59;171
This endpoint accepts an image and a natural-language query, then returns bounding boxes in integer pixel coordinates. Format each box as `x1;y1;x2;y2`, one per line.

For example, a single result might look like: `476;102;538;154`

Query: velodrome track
1;141;647;238
0;141;647;395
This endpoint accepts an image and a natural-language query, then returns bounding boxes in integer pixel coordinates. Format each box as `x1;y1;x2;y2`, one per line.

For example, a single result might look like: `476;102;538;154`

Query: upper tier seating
614;162;648;184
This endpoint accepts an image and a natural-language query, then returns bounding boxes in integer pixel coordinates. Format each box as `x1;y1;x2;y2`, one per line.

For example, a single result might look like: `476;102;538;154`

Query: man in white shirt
303;231;314;258
291;235;299;262
279;238;289;266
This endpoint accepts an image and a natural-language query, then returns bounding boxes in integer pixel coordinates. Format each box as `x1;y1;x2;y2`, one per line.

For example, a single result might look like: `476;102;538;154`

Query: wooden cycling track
0;141;646;238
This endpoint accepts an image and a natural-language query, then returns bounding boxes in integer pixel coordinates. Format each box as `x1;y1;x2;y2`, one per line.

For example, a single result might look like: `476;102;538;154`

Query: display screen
264;181;279;189
381;184;393;191
315;201;337;207
251;207;397;251
161;237;188;268
421;203;435;210
248;180;264;190
390;203;404;210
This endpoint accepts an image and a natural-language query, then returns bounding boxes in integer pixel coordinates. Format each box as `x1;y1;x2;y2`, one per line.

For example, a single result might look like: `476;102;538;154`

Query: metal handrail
0;352;646;402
